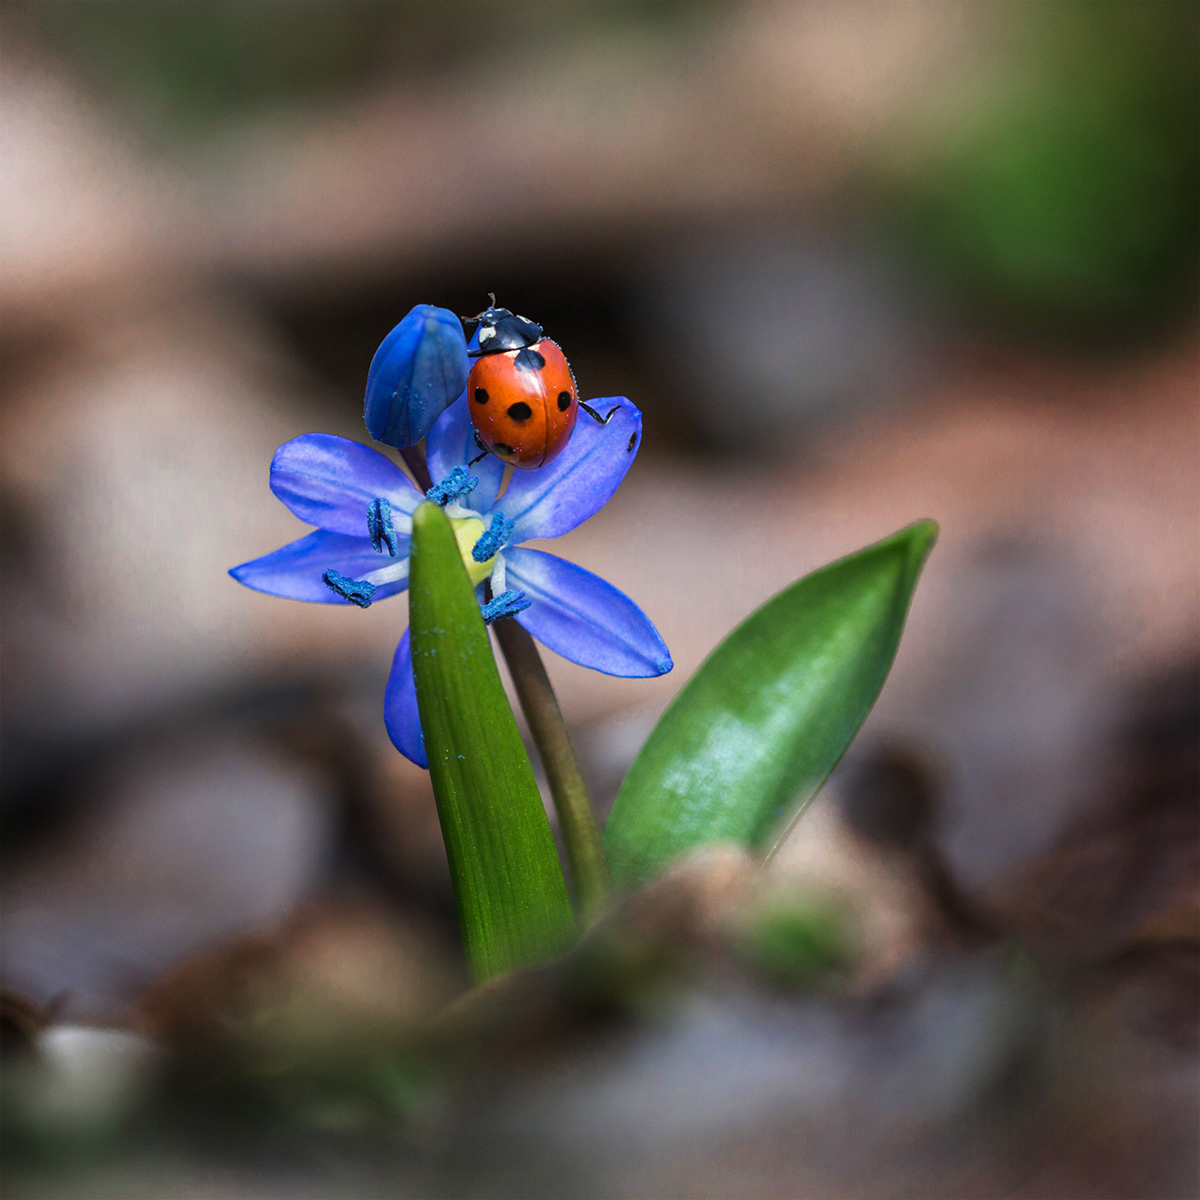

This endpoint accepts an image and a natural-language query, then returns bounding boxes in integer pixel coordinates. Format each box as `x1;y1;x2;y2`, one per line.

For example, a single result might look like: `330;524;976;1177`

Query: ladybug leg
467;429;492;467
580;401;620;426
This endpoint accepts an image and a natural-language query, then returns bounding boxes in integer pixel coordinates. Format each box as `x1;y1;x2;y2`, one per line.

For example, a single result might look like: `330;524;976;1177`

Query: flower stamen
473;512;513;562
363;559;410;588
481;589;531;624
426;465;479;506
323;570;377;608
367;497;399;556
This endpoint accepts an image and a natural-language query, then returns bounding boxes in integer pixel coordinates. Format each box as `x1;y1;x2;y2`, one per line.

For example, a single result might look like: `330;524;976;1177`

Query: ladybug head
463;294;543;358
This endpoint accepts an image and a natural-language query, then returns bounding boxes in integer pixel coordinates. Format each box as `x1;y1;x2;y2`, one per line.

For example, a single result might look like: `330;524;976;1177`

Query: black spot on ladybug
493;443;513;456
627;432;637;452
514;347;546;373
474;388;489;404
557;391;571;411
506;402;533;422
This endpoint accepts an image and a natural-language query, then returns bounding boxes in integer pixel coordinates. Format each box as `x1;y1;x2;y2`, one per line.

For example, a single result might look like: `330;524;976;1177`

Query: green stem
491;615;611;919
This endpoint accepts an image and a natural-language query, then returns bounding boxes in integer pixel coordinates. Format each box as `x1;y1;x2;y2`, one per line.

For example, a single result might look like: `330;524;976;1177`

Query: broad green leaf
409;501;575;982
605;520;937;888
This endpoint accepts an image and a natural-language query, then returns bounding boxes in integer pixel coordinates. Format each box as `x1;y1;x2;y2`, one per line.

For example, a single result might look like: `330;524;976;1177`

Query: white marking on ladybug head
478;325;496;343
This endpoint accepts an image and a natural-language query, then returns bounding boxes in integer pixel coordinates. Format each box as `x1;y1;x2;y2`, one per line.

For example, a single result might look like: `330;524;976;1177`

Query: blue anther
472;512;513;562
482;589;531;624
367;497;399;556
426;465;479;506
322;569;377;608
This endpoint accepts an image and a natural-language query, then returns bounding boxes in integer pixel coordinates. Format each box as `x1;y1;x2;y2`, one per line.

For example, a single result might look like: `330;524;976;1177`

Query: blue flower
231;391;672;768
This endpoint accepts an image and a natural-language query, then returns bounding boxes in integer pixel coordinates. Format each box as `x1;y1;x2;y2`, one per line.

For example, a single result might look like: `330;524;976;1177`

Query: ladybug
463;296;613;470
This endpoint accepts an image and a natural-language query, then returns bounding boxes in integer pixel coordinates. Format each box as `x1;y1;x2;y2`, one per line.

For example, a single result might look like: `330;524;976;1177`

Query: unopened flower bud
364;305;468;448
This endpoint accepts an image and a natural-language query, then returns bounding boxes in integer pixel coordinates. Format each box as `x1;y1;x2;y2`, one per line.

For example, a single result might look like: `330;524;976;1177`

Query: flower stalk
491;608;611;919
231;298;670;967
400;445;434;493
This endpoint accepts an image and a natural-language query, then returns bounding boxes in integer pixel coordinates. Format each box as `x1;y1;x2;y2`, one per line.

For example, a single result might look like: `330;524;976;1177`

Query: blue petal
270;434;422;536
384;628;427;768
504;547;672;678
230;529;409;604
503;399;642;543
425;391;505;512
364;305;469;448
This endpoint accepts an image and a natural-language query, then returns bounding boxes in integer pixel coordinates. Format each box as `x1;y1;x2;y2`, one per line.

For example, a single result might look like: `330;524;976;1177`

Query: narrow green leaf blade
605;520;937;888
409;501;575;981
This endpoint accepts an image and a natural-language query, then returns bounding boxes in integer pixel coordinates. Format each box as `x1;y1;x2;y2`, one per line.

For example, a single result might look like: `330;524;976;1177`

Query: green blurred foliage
883;1;1199;338
13;0;715;139
15;1;408;134
735;897;855;988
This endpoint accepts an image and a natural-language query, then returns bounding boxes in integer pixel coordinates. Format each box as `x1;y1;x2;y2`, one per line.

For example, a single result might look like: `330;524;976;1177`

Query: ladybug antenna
461;293;499;325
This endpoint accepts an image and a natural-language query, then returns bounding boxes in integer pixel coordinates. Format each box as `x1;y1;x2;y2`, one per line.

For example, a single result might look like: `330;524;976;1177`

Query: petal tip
403;746;430;770
387;725;428;769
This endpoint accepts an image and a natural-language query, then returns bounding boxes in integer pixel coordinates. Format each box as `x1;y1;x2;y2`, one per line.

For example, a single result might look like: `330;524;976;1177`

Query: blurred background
1;2;1197;1197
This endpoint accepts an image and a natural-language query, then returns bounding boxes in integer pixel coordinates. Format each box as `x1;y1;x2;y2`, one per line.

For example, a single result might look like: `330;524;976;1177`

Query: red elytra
468;339;579;469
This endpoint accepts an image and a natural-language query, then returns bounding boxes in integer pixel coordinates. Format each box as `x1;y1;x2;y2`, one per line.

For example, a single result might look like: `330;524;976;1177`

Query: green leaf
408;501;575;982
605;520;937;888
